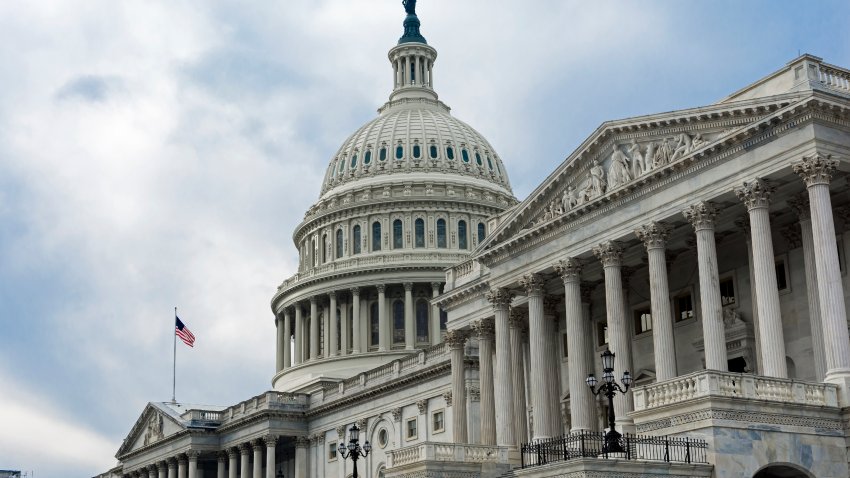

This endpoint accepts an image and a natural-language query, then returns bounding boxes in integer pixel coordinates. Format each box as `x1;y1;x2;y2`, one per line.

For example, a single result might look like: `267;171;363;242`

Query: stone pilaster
264;435;277;478
486;287;515;447
508;310;529;445
555;258;595;432
351;287;361;354
309;297;319;360
445;329;468;442
789;195;827;380
473;317;496;445
329;292;338;357
794;154;850;400
635;222;677;380
404;282;415;349
520;273;558;439
735;178;787;378
592;240;634;431
684;201;728;372
377;284;388;351
431;282;442;345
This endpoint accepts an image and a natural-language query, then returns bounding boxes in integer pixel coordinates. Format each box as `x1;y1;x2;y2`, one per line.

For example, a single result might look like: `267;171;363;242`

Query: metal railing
520;431;708;469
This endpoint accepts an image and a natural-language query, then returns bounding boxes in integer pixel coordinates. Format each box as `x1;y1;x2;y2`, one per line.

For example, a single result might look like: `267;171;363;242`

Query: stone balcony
385;442;514;478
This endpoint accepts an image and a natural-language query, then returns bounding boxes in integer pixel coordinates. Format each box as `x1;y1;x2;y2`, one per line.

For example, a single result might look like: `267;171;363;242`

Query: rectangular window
597;322;608;347
719;277;736;306
634;308;652;334
432;410;445;433
675;293;694;322
562;333;568;358
775;259;788;291
406;417;418;440
328;442;337;461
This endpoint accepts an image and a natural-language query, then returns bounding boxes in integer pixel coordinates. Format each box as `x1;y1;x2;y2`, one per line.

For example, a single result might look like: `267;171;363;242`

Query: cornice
435;279;490;311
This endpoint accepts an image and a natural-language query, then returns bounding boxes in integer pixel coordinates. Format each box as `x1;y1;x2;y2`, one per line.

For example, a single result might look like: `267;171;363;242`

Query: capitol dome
270;5;517;393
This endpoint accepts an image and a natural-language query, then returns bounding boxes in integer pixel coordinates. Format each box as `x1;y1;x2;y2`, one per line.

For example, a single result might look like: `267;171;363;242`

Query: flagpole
172;306;177;404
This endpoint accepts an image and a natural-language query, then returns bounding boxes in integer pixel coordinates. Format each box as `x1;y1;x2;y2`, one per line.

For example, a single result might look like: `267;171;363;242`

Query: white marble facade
97;5;850;478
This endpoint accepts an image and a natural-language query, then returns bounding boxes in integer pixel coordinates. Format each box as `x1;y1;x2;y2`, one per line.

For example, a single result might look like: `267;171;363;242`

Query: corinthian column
216;453;226;478
555;258;594;431
329;292;338;357
351;287;361;354
239;443;251;478
592;241;634;430
735;216;762;373
684;201;728;372
177;455;187;478
431;282;442;345
293;305;303;365
788;195;826;380
486;288;515;447
542;297;564;434
309;297;319;361
167;457;177;478
157;461;167;478
186;451;198;478
294;437;309;478
520;273;558;439
377;284;388;351
404;282;415;349
473;318;497;445
793;155;850;397
275;314;284;373
635;222;677;380
253;439;264;478
264;435;277;478
227;448;238;478
508;310;528;445
446;330;468;442
282;309;291;369
735;179;787;378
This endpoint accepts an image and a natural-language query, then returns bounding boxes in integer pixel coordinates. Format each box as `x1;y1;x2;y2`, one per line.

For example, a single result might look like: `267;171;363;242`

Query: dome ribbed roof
320;100;512;198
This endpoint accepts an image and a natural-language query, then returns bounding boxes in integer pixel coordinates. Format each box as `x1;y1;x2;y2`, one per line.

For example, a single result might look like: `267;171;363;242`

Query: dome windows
477;222;486;242
395;145;404;160
393;219;403;248
486;154;494;170
461;148;470;163
338;159;345;174
350;153;358;169
379;146;388;161
436;218;447;248
412;143;421;159
372;222;382;251
352;225;362;254
364;149;372;165
475;151;482;166
414;218;425;247
446;146;455;160
458;220;468;250
429;144;438;159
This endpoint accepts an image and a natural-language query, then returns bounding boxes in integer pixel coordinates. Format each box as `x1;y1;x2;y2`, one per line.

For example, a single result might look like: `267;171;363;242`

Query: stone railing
444;259;488;291
815;63;850;93
633;370;839;411
388;442;511;468
218;391;308;422
183;409;223;427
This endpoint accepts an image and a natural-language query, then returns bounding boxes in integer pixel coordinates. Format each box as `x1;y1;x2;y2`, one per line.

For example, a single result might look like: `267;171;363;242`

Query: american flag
175;317;195;347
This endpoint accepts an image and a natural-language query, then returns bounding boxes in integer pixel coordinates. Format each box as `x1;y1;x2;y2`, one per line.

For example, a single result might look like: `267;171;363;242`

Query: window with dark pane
436;219;447;248
393;300;405;345
372;222;382;251
414;218;425;248
458;220;468;250
353;225;362;254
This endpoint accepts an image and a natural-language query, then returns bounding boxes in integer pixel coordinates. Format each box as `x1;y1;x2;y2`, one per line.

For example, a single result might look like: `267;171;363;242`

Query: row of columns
393;53;432;88
276;282;444;372
446;153;850;444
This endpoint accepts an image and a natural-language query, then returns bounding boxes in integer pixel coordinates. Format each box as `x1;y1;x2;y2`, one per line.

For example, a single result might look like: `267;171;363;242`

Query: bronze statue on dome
403;0;416;15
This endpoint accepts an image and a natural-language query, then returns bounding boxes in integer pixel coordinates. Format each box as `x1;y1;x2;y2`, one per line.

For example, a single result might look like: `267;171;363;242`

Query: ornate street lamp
338;423;372;478
586;349;633;453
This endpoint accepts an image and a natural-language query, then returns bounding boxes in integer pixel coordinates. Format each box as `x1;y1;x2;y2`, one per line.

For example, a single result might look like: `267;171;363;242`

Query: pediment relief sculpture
143;412;164;446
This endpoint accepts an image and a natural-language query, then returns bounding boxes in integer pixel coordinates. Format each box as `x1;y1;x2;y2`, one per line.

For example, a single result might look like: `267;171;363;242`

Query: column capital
390;407;403;422
294;436;310;448
485;288;514;309
443;390;453;406
328;291;336;300
635;221;672;250
157;461;168;472
593;240;624;267
683;201;720;231
444;329;468;348
431;282;442;292
472;317;495;339
735;178;774;211
309;296;318;305
793;153;838;187
186;449;200;459
177;454;188;465
787;194;811;221
238;442;251;454
336;425;347;438
508;309;528;329
263;434;277;447
376;283;386;293
356;417;369;430
217;451;228;463
403;282;413;291
350;286;360;295
519;273;545;295
226;447;239;459
554;257;583;282
416;399;428;414
167;457;178;466
147;464;158;474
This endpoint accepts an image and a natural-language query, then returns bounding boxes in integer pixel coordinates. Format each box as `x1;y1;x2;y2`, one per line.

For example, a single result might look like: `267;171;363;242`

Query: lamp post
586;349;632;453
337;423;372;478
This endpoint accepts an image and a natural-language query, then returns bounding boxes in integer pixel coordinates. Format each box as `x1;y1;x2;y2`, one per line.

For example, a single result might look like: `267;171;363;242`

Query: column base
824;368;850;407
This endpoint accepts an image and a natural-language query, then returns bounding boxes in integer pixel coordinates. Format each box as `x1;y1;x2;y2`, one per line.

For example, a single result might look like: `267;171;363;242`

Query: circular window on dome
413;144;421;159
475;152;482;166
379;146;387;161
350;153;358;169
396;145;404;160
461;149;470;163
364;150;372;165
378;428;389;448
446;146;455;160
429;145;438;159
486;154;494;170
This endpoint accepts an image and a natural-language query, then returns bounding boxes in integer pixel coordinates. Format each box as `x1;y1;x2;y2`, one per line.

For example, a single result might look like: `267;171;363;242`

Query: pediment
117;403;186;457
477;93;807;255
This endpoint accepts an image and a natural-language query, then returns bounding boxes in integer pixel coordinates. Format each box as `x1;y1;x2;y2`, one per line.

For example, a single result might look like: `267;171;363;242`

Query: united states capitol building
97;3;850;478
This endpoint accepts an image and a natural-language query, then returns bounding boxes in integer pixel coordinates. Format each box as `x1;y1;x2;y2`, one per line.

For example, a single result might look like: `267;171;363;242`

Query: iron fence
520;431;708;468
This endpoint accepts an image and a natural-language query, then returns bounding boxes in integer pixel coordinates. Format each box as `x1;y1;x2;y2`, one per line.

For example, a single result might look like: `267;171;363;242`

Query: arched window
379;146;387;161
336;229;344;258
461;149;470;163
370;302;380;347
338;159;344;174
413;144;421;158
321;234;328;262
352;225;361;254
350;153;358;169
364;150;372;165
393;300;405;345
393;219;403;249
477;222;486;243
429;145;438;159
372;222;382;251
414;218;425;248
395;145;404;160
440;309;448;331
486;155;493;170
446;146;455;160
458;220;468;250
416;299;429;343
475;151;482;166
436;219;447;248
311;238;317;266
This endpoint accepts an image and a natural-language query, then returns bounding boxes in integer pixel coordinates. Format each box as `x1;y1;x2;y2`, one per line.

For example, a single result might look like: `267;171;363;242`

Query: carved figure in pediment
589;160;607;197
562;186;578;212
670;132;693;162
628;140;645;177
653;138;673;167
691;132;706;150
143;412;164;446
723;307;746;328
607;147;632;189
644;142;656;173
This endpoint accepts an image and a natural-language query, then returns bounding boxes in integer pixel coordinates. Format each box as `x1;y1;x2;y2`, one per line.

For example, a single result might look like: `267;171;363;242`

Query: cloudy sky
1;0;849;476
